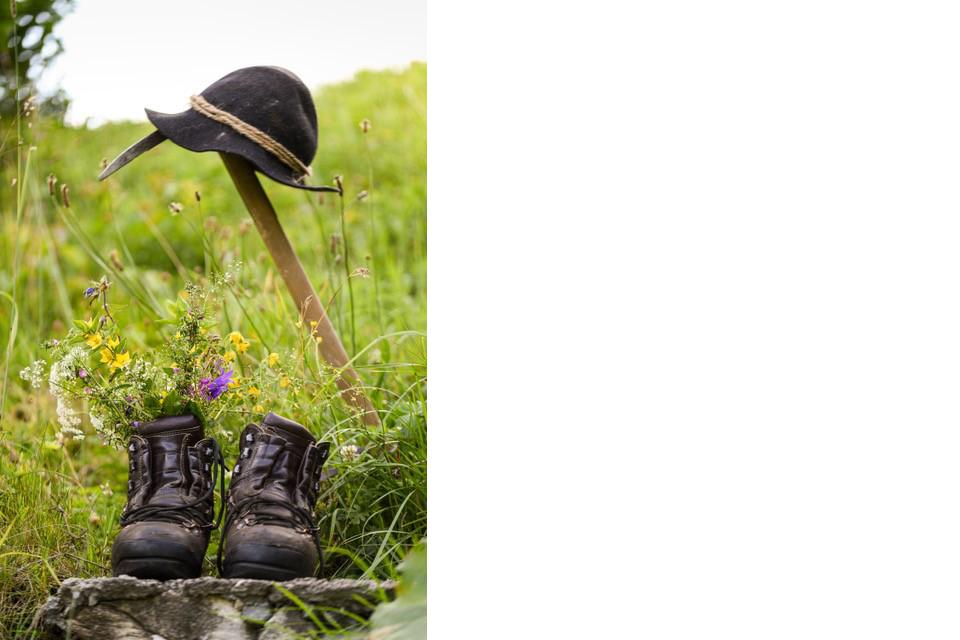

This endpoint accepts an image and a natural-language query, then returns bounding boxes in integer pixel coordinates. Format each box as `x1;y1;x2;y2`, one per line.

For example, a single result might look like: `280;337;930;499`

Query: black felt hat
99;66;339;192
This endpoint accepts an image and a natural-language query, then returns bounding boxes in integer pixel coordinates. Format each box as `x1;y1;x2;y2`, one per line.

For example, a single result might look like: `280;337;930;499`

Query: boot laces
216;459;324;575
120;439;227;531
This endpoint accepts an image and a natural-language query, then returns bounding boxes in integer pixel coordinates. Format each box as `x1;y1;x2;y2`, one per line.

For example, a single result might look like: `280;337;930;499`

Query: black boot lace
216;489;324;576
120;439;227;531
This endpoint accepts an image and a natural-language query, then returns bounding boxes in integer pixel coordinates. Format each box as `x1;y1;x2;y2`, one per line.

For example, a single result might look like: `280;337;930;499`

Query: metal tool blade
97;130;167;181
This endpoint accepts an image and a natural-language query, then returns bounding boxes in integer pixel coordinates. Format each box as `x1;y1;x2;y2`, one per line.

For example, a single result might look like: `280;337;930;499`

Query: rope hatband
189;94;312;178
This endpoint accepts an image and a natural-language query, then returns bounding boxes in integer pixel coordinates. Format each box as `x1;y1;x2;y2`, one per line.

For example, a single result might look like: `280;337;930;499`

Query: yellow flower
223;350;237;363
100;348;114;365
309;320;318;330
237;340;250;354
85;333;103;348
107;336;120;349
248;386;260;398
267;353;279;368
228;376;241;389
279;376;291;389
110;351;131;371
314;335;323;345
253;404;265;413
228;331;245;346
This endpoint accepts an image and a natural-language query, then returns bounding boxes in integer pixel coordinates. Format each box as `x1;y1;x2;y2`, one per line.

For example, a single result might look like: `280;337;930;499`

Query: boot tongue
261;412;315;445
137;415;203;506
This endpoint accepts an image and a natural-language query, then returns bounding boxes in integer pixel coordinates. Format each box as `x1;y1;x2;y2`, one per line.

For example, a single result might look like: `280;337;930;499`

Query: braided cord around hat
190;94;312;178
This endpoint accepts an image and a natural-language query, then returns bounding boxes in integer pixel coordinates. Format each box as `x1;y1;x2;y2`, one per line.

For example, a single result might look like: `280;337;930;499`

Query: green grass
0;62;426;636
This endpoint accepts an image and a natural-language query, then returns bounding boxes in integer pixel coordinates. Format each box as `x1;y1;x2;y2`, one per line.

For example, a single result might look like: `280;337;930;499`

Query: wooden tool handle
221;153;380;426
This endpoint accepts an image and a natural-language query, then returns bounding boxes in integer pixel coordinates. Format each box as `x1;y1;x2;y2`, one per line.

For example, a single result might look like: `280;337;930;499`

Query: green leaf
367;539;426;640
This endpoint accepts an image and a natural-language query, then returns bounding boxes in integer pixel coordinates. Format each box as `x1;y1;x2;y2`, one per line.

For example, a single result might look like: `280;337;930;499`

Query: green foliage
0;0;74;117
367;540;427;640
0;62;426;636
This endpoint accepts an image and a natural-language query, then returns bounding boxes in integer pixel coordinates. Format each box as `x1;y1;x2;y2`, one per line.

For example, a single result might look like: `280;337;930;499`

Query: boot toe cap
112;521;208;580
223;524;319;580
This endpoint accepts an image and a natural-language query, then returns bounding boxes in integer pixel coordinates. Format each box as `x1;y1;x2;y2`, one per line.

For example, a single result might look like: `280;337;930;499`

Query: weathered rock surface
36;576;394;640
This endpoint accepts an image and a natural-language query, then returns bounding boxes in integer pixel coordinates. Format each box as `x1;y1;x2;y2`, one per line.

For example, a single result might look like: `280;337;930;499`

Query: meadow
0;63;426;636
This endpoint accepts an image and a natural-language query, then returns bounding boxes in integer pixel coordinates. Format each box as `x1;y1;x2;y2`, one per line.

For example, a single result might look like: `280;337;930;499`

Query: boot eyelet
245;433;254;443
204;463;210;472
233;464;240;473
128;480;133;491
242;448;251;458
128;443;136;452
205;446;213;456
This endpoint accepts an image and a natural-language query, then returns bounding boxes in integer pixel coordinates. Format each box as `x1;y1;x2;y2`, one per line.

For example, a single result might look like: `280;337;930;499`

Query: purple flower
201;368;233;401
83;287;97;298
77;369;87;379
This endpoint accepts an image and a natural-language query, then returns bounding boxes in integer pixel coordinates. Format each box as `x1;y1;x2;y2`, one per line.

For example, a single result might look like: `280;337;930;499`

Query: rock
36;576;394;640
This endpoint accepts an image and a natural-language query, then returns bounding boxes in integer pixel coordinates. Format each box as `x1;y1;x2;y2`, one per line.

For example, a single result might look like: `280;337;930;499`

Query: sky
37;0;426;125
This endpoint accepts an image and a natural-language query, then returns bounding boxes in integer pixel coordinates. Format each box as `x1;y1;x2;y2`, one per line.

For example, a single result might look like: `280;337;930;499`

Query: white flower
19;360;45;388
56;398;81;430
340;444;360;462
89;411;106;436
49;346;86;397
58;425;85;441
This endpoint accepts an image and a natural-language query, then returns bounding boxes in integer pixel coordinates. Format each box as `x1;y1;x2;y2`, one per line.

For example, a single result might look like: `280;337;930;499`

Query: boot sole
112;536;203;580
113;556;200;580
222;541;317;580
222;560;309;581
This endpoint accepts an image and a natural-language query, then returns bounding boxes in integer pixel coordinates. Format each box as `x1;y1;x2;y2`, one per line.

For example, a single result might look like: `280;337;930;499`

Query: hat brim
145;107;339;193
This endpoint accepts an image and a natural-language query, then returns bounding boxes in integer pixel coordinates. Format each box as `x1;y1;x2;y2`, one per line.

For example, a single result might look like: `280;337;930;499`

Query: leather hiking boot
112;415;225;580
219;412;330;580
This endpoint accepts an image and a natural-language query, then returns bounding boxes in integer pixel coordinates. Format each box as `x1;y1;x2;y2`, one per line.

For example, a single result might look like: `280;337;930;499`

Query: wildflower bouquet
24;278;243;448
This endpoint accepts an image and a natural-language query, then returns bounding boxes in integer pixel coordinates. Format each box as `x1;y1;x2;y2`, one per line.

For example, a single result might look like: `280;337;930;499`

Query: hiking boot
111;415;225;580
219;412;330;580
